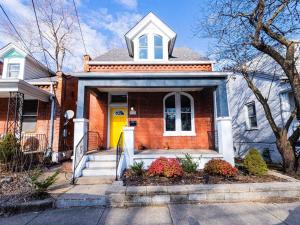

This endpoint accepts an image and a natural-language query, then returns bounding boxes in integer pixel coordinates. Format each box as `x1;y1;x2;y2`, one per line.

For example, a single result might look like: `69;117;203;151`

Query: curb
0;198;55;217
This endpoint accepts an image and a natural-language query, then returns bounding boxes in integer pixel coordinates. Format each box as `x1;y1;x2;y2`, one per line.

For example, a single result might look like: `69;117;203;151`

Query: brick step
86;161;116;168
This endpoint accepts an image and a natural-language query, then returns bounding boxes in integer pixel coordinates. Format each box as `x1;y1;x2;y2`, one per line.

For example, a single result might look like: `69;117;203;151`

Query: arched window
154;35;163;59
163;92;195;135
139;35;148;59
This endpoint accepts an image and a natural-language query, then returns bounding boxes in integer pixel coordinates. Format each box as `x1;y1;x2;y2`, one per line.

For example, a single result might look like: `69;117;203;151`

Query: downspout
46;81;56;158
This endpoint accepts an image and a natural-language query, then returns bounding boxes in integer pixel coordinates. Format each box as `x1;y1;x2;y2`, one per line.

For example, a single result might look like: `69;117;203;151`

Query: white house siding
23;57;50;80
227;74;284;163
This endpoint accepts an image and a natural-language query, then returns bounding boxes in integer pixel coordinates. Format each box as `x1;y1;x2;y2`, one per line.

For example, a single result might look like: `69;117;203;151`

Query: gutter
88;60;216;65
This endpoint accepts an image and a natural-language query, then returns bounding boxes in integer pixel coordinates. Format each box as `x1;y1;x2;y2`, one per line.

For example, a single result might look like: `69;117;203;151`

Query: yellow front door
110;107;128;148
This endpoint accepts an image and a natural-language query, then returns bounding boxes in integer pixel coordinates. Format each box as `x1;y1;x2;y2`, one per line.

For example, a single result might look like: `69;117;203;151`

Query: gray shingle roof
26;76;57;83
92;48;210;62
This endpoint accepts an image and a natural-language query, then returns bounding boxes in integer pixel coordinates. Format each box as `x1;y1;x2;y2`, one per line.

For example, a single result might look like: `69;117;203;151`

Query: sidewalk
1;202;300;225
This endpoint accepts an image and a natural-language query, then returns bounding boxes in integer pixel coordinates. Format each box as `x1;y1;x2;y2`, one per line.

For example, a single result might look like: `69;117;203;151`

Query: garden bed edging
106;182;300;207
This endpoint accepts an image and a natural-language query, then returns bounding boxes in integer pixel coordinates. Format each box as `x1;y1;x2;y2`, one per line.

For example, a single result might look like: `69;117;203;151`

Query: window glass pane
155;48;163;59
139;49;148;59
22;100;38;132
139;35;147;47
154;35;162;46
111;95;127;103
181;95;191;112
165;95;176;131
247;102;257;128
250;117;257;128
247;104;256;116
181;113;191;131
22;116;37;132
23;100;38;115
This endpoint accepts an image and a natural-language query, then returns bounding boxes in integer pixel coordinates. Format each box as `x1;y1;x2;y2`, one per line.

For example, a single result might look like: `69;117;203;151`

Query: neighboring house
227;54;300;163
71;13;234;179
0;43;77;162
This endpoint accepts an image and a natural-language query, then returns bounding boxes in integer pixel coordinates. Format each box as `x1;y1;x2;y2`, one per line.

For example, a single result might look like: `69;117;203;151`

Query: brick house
0;43;77;162
72;13;234;179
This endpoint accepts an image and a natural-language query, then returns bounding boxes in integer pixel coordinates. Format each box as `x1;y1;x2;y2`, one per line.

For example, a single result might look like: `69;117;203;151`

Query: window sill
245;128;259;131
163;131;196;137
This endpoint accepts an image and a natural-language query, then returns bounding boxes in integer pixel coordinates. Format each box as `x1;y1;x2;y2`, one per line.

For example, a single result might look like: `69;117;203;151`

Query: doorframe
107;92;128;149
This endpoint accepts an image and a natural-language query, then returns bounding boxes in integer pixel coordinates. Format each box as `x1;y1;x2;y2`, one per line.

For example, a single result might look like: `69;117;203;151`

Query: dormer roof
125;12;177;57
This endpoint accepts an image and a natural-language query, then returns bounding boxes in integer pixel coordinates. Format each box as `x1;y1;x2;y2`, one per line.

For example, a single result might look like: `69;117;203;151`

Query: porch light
130;106;136;115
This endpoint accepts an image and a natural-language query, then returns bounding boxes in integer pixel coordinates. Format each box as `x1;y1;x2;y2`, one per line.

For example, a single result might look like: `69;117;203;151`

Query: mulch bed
123;170;287;186
0;172;35;207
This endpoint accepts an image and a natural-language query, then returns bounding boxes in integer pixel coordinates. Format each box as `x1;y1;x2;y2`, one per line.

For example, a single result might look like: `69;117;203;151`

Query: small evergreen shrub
30;169;59;198
178;154;198;173
130;161;144;176
147;157;183;178
204;159;238;177
244;148;268;176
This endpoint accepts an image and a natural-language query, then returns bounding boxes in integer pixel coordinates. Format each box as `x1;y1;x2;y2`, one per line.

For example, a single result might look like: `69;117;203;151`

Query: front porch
72;72;234;179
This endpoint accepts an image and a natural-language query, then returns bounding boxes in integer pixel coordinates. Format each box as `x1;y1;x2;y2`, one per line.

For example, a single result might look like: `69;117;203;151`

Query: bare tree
0;0;77;72
198;0;300;173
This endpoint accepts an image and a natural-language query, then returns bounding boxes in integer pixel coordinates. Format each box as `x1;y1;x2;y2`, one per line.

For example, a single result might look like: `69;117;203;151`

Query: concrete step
86;161;116;168
82;167;116;176
76;176;115;185
88;154;115;161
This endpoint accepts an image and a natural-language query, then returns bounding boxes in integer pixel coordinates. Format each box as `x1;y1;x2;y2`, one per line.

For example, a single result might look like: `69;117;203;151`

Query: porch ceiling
0;79;52;102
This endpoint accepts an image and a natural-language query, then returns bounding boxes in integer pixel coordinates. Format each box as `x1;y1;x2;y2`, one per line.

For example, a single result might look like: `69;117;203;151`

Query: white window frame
154;34;163;59
7;63;20;78
138;35;148;60
163;92;196;136
245;101;258;130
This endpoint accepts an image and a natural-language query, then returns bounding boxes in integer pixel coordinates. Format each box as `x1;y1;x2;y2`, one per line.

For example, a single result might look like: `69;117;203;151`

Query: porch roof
0;79;52;102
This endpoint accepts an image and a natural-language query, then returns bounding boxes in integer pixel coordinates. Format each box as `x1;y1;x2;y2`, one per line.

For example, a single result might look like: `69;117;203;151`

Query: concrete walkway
1;202;300;225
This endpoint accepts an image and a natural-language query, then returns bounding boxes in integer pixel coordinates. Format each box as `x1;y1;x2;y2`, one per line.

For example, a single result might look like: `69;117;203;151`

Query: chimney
83;55;91;72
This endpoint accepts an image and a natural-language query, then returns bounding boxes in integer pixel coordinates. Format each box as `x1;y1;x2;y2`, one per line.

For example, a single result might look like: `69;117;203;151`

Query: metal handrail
72;131;102;184
115;132;123;181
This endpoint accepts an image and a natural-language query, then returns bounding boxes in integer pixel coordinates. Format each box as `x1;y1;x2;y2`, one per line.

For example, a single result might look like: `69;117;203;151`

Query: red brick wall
128;90;215;150
88;64;212;73
0;98;8;134
87;90;108;149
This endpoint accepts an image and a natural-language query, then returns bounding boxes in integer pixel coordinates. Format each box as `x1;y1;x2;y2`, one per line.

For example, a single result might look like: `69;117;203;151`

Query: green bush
243;148;268;176
30;169;59;197
178;154;198;173
130;161;144;176
0;133;20;163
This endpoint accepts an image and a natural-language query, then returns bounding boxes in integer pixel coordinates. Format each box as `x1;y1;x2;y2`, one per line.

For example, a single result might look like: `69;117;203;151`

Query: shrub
204;159;238;177
244;148;268;176
30;169;59;198
147;157;183;178
130;161;144;176
178;154;198;173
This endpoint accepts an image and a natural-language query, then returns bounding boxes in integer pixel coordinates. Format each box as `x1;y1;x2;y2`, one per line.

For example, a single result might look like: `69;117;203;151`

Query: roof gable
3;49;25;58
125;12;177;57
0;43;27;59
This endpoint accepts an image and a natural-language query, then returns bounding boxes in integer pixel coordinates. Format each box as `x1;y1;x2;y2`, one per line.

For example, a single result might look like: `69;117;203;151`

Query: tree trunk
276;132;297;174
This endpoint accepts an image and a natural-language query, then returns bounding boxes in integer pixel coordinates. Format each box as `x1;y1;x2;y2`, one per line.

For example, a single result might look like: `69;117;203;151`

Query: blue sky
0;0;213;71
78;0;212;55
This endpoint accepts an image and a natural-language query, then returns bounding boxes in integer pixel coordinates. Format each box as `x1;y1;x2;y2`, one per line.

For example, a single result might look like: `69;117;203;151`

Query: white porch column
216;117;234;165
123;126;135;167
73;118;89;148
73;118;89;177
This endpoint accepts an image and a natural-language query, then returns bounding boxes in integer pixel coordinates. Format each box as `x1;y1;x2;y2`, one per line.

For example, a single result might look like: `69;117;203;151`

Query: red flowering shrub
204;159;238;177
147;157;183;178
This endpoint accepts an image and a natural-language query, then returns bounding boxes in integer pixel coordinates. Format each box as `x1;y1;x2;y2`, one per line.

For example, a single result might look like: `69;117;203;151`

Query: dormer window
7;63;20;78
139;35;148;59
154;35;163;59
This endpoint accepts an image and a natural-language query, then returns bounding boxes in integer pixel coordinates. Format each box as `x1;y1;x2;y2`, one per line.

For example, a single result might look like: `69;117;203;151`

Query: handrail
72;131;89;184
115;132;123;181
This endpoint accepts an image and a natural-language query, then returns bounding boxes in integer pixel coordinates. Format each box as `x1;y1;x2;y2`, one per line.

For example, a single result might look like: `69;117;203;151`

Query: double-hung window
7;63;20;78
246;102;258;129
164;92;195;136
139;35;148;59
22;100;38;133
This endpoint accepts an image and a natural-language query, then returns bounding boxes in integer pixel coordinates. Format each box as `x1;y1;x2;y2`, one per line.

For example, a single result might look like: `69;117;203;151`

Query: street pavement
1;202;300;225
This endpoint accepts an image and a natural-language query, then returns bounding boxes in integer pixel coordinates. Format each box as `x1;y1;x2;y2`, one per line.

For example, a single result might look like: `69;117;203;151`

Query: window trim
138;34;148;60
163;92;196;136
245;101;258;130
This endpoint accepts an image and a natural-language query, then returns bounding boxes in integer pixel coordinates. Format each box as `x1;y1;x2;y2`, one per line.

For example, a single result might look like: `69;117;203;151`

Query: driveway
1;202;300;225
